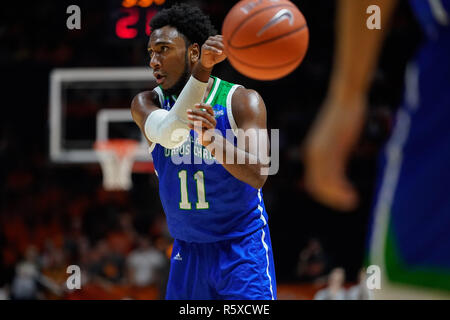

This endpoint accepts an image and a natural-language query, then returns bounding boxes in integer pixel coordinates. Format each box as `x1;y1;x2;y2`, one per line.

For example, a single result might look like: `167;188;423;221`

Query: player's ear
189;43;200;64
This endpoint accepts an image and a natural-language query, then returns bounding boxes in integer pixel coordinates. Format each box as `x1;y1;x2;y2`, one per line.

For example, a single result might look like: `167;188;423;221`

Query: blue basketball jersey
150;76;268;243
366;0;450;290
410;0;450;39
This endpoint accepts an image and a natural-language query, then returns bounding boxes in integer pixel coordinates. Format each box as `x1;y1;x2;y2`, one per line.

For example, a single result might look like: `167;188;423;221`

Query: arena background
0;0;421;299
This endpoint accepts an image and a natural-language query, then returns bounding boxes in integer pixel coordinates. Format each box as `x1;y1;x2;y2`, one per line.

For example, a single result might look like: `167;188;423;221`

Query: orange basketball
222;0;309;81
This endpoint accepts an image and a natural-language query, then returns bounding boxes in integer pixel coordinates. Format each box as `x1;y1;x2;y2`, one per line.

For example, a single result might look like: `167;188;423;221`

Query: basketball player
131;4;276;300
304;0;450;298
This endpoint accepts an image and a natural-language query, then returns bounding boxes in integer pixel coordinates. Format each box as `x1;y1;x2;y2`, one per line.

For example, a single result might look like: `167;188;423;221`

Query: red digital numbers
115;8;157;39
116;8;139;39
145;9;156;36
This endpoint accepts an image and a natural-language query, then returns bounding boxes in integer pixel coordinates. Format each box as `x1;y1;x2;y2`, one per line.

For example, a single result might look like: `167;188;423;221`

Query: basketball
222;0;309;81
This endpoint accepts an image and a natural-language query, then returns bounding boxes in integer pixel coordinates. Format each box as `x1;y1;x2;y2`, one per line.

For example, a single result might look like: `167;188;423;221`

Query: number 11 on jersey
178;170;209;210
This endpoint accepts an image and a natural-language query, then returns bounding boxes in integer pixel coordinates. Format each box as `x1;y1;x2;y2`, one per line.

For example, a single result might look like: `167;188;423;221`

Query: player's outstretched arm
303;0;398;211
188;87;269;189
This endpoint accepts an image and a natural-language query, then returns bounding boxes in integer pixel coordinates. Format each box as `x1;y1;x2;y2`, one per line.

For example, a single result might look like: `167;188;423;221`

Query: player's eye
161;46;169;52
148;49;154;57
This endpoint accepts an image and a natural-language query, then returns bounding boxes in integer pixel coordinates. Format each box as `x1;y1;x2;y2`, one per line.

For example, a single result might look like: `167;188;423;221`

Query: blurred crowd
0;173;173;299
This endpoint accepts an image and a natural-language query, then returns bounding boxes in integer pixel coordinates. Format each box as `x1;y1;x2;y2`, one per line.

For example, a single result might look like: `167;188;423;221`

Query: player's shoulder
133;89;160;102
231;85;266;115
228;85;266;128
232;86;263;102
131;89;161;109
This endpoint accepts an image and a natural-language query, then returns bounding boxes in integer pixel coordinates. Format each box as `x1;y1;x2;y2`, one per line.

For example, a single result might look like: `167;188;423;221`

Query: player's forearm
206;135;268;189
329;0;398;104
191;61;213;83
142;76;209;149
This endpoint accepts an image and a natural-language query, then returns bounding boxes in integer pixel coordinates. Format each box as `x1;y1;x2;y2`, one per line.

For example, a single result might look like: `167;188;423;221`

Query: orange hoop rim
94;139;139;159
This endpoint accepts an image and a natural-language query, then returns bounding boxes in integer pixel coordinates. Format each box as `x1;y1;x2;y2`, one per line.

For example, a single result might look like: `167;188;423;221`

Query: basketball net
94;139;139;191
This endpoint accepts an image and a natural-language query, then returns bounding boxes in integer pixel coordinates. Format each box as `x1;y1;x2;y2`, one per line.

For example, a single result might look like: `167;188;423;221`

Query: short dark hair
150;3;217;47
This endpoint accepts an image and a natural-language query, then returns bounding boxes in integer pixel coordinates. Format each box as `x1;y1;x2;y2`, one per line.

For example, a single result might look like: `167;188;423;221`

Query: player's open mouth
154;73;166;84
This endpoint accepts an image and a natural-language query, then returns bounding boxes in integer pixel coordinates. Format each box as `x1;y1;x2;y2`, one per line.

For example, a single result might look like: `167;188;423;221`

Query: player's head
148;4;217;95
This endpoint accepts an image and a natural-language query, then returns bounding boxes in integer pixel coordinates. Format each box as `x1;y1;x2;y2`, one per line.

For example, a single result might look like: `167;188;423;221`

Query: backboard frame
49;67;154;163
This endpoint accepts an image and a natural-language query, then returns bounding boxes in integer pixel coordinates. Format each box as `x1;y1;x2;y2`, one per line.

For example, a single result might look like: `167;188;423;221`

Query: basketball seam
228;51;303;70
227;3;298;47
230;24;308;50
227;31;308;70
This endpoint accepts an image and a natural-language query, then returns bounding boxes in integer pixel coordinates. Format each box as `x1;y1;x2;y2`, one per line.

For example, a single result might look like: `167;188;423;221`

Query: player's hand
187;103;217;147
303;97;366;212
200;35;227;69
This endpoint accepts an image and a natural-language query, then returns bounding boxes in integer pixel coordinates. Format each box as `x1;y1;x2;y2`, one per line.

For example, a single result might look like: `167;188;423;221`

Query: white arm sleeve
144;76;208;149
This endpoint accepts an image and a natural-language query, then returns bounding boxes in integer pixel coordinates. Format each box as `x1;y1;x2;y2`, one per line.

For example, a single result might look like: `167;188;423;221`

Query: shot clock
111;0;166;40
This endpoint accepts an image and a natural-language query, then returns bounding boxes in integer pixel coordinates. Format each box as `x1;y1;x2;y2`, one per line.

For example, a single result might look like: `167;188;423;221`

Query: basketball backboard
49;67;156;164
